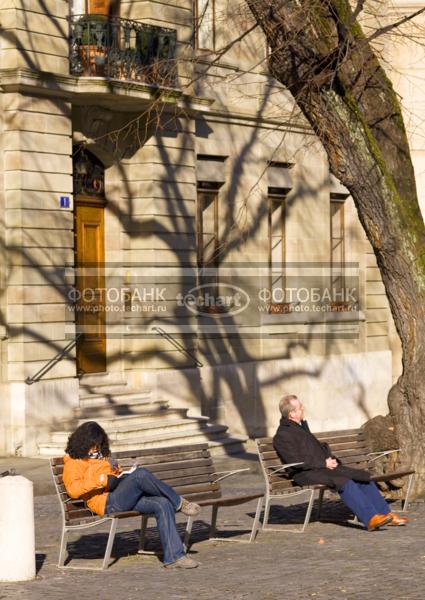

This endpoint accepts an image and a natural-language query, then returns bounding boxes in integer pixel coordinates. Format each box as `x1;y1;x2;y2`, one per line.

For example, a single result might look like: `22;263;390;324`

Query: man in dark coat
273;395;408;530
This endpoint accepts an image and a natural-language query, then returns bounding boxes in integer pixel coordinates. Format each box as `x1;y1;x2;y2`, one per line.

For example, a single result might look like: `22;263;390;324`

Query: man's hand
325;457;338;470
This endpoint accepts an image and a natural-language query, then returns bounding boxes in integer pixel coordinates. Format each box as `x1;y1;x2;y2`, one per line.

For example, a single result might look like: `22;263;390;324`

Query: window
197;182;220;292
330;194;346;305
195;0;215;50
268;188;287;307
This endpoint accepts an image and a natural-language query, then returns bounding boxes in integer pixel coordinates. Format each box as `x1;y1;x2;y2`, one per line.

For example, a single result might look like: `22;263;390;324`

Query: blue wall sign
60;196;70;208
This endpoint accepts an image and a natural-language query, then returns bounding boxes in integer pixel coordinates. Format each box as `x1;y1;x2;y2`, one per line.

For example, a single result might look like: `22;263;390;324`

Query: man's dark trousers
339;480;390;525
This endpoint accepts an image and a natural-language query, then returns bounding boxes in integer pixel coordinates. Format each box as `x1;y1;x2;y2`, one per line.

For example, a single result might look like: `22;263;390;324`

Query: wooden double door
74;196;107;373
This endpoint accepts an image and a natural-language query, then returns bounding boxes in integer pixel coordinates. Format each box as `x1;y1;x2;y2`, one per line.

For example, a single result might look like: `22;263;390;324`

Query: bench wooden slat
149;465;215;479
269;480;297;492
180;490;222;502
371;469;415;483
329;441;368;452
155;473;214;488
172;482;219;495
256;437;273;445
140;458;213;474
337;455;369;465
113;447;209;461
322;438;365;446
261;459;289;471
124;451;211;466
113;444;209;459
269;473;292;482
256;444;275;453
65;508;95;521
260;450;280;460
315;428;363;438
197;492;263;507
331;447;369;458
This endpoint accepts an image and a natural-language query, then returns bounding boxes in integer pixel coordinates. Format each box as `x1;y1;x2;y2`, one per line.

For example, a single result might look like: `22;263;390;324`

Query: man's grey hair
279;394;299;417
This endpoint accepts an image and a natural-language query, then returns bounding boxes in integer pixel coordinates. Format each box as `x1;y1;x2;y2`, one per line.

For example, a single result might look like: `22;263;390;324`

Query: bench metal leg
401;473;415;512
210;505;218;538
58;527;69;567
262;497;271;531
262;488;315;533
249;497;263;542
316;489;325;519
183;516;194;551
59;518;118;571
137;515;149;553
101;518;118;570
207;500;264;544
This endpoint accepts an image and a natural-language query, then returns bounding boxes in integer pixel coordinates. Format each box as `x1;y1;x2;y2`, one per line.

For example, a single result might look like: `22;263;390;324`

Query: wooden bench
50;442;263;569
256;428;415;533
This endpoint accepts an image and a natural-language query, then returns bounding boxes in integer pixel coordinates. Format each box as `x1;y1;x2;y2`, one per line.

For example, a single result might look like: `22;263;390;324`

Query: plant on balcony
72;14;112;76
73;14;109;46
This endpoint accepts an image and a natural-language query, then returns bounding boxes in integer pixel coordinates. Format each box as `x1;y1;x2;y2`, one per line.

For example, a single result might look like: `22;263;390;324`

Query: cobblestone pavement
1;458;424;600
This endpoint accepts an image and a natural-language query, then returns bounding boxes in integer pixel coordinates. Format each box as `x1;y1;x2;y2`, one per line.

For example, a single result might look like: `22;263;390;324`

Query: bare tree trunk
245;0;425;494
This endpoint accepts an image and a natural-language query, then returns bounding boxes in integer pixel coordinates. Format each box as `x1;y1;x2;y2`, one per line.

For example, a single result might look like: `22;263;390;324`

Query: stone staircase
38;373;247;457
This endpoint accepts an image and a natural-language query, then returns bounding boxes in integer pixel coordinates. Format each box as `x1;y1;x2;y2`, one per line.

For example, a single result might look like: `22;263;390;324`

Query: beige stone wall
4;93;74;372
120;113;198;375
0;87;77;454
0;0;69;74
121;107;394;428
1;92;76;454
135;350;392;436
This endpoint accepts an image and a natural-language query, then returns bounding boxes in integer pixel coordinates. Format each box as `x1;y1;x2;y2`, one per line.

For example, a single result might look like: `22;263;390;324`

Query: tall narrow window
197;182;220;290
195;0;215;50
268;188;287;306
330;195;346;304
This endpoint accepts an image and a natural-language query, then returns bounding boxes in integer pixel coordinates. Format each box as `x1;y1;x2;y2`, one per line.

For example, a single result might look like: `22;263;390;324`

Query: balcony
69;15;178;88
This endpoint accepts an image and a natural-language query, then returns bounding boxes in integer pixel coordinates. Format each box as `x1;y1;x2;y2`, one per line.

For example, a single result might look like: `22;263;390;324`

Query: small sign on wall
60;196;70;208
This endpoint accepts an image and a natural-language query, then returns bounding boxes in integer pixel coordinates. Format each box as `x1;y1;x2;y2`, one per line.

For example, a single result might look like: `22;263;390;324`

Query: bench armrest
63;497;87;508
367;449;400;463
212;468;250;483
266;462;304;475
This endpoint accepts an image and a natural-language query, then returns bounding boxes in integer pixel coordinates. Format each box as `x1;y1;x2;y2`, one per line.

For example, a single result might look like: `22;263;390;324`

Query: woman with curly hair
63;421;200;568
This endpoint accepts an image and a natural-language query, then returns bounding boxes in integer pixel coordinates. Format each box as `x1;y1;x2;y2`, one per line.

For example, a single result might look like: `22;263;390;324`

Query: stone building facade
1;0;415;456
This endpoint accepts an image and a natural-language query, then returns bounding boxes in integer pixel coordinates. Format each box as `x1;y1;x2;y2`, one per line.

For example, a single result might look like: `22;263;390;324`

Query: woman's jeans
105;467;185;565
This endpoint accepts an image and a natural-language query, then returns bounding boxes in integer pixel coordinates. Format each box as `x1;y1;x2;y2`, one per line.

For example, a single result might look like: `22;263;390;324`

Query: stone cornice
0;68;214;114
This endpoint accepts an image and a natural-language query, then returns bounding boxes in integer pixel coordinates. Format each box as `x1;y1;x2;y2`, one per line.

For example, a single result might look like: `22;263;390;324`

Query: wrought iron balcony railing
69;15;178;87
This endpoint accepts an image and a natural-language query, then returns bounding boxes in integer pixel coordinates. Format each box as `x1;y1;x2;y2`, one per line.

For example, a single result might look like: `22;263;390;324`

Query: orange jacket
63;454;119;516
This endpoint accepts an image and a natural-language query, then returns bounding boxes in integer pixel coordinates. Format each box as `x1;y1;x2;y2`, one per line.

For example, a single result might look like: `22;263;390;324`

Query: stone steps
75;399;169;418
38;424;247;457
73;407;189;428
78;391;154;408
50;416;211;443
37;373;248;458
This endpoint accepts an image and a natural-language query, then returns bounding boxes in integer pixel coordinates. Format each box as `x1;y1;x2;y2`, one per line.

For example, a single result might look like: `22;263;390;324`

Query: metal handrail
25;333;82;385
68;14;178;87
151;326;203;368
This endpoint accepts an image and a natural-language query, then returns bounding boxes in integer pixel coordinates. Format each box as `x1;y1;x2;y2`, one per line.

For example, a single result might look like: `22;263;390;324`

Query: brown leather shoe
367;513;393;531
387;512;409;526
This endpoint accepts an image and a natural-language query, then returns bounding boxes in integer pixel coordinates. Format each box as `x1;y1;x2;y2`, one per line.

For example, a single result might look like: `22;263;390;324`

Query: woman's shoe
165;556;199;569
179;498;201;516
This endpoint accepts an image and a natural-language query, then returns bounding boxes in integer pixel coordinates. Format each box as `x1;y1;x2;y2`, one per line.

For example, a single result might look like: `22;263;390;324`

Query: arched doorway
73;147;107;374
